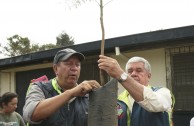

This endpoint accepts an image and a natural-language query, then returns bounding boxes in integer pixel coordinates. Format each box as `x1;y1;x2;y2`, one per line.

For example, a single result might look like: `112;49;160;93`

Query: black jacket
29;80;89;126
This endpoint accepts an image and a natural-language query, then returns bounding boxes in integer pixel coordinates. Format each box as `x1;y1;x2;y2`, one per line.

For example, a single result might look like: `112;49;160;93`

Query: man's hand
70;80;101;97
98;55;124;79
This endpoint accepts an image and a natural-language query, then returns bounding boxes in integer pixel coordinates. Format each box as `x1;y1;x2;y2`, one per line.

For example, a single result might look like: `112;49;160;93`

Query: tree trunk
99;0;106;86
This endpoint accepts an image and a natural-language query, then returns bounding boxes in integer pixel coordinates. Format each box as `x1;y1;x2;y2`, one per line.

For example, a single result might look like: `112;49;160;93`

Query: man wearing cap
23;48;101;126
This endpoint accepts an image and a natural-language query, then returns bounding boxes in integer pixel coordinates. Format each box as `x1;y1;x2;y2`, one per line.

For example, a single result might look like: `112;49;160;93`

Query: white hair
125;56;151;73
190;117;194;126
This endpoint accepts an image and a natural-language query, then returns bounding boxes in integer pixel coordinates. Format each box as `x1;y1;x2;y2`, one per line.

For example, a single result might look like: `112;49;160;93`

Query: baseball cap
53;48;85;64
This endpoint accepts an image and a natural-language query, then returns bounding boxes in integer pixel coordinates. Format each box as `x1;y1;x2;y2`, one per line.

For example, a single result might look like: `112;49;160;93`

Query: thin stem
104;0;114;7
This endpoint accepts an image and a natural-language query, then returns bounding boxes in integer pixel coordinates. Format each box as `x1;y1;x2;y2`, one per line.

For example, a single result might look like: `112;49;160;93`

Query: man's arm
23;84;44;124
23;80;100;122
30;89;74;121
98;55;144;102
138;87;172;112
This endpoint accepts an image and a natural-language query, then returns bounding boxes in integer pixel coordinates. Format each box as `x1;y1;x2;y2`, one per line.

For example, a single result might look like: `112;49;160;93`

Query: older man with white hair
98;55;175;126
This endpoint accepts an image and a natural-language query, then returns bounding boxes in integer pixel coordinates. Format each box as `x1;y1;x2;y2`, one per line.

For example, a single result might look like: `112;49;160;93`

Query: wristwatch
118;72;128;83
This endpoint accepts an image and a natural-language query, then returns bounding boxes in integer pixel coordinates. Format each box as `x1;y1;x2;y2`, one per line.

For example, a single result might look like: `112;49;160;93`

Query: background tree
2;32;74;57
4;35;33;57
56;31;74;47
38;43;57;51
65;0;90;8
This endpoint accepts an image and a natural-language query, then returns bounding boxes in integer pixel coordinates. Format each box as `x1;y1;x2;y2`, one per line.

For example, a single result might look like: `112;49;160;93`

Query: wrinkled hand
71;80;101;97
98;55;124;79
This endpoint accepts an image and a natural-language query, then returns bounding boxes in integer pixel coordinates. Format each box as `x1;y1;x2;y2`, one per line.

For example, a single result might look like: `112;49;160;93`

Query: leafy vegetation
2;32;74;57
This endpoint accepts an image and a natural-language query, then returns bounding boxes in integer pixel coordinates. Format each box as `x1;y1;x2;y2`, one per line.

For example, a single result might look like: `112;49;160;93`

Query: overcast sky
0;0;194;58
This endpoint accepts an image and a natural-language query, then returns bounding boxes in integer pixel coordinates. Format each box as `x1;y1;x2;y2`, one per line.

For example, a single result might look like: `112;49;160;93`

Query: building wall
0;72;15;95
0;63;52;95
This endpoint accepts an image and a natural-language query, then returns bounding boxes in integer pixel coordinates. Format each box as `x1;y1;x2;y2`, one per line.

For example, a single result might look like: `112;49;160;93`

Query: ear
148;73;151;79
53;64;58;75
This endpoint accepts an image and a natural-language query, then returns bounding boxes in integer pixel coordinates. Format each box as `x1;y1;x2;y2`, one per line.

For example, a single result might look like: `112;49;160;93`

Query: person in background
23;48;101;126
0;92;26;126
98;55;175;126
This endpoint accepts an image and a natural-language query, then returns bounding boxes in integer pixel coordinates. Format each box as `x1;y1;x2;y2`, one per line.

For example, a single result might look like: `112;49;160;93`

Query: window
166;45;194;111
